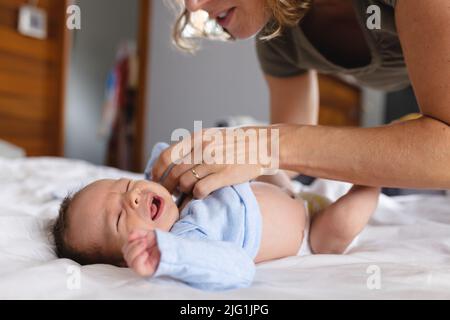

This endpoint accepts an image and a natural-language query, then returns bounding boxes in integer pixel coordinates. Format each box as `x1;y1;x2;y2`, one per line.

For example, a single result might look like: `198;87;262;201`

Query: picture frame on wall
18;4;48;39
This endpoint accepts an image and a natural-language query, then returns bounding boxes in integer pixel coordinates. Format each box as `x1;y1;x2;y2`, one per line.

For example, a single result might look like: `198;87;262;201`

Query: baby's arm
122;229;255;291
309;185;380;254
122;230;161;277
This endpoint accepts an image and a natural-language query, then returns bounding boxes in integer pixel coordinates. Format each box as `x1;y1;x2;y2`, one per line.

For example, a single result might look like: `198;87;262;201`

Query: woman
152;0;450;199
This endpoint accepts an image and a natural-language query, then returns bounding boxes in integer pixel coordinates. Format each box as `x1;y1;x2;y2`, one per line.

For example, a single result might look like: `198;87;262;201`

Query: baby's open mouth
149;196;164;221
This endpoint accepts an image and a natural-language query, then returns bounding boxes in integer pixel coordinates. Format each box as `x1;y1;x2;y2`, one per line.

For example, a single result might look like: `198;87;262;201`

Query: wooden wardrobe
0;0;69;156
0;0;150;171
318;75;361;127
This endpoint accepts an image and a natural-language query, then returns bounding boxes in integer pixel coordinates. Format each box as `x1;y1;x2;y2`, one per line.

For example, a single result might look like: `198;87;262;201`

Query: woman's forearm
278;116;450;189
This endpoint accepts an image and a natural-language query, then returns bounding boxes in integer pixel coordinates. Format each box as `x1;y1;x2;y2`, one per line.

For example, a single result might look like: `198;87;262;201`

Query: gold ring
191;167;201;180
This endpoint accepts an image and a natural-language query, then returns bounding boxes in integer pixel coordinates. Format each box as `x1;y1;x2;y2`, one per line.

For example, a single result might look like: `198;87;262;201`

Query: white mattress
1;157;450;300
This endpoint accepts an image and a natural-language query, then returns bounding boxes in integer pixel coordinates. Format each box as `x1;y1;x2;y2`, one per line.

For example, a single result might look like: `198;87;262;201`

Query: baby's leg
309;185;380;254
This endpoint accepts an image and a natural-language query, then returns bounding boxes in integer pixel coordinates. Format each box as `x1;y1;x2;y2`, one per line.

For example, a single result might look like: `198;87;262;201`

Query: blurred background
0;0;439;195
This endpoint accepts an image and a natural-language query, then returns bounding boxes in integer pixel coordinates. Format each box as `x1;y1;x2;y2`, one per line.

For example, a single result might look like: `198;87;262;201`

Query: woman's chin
228;27;262;40
224;10;268;40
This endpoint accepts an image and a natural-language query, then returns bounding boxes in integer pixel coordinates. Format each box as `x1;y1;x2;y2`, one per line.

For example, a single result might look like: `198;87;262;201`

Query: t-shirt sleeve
255;32;308;78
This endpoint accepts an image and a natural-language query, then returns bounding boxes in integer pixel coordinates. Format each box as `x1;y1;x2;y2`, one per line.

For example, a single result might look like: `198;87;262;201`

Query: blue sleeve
152;230;255;291
144;142;170;180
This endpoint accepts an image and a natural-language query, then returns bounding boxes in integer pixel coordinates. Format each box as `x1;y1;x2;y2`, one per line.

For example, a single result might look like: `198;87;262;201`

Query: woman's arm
266;70;319;125
279;0;450;189
279;117;450;189
152;118;450;198
152;0;450;195
262;70;319;180
395;0;450;126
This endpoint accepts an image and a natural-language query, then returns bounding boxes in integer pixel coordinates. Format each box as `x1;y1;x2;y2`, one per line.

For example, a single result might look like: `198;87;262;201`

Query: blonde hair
172;0;313;52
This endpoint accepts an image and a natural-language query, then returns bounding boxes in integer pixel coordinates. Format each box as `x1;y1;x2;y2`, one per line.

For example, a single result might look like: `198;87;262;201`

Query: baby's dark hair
52;192;122;266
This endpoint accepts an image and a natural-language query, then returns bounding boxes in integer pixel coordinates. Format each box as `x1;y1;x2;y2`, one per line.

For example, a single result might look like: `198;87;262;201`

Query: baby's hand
122;230;161;277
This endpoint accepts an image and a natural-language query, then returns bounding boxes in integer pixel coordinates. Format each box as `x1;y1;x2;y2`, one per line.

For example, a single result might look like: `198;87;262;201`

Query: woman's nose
185;0;211;12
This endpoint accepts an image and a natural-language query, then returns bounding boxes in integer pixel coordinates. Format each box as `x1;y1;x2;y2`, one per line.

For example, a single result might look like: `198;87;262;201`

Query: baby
52;143;380;291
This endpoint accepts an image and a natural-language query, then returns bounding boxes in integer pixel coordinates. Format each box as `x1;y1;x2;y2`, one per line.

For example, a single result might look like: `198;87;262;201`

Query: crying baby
52;143;379;291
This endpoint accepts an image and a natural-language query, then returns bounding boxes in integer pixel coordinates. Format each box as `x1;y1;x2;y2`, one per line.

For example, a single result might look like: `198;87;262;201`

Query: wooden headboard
0;0;69;156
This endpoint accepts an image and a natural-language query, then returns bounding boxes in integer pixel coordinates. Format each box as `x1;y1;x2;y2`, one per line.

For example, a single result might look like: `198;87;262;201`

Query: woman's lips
216;7;236;29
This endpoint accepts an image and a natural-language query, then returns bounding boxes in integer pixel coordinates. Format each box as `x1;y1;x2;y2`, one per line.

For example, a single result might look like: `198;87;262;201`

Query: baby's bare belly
250;182;306;263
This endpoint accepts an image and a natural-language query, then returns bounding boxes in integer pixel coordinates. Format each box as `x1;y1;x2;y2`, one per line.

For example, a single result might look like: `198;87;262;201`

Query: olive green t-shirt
256;0;409;91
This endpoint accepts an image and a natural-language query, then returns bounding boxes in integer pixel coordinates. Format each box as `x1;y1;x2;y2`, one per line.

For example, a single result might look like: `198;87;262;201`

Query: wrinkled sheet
1;157;449;300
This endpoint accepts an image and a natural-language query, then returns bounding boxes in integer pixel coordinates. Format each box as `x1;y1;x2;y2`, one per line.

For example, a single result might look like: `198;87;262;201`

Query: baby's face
67;178;179;264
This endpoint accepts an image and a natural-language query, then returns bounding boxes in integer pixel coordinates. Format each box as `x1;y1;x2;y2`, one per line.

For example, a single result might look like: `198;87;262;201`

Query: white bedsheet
1;157;449;300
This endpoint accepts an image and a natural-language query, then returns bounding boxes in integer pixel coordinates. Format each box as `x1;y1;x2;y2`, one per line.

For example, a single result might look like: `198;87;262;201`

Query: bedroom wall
65;0;139;165
144;1;270;160
361;88;386;128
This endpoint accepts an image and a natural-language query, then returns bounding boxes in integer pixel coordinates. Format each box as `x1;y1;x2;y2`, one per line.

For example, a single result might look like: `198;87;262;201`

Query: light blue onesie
144;143;262;291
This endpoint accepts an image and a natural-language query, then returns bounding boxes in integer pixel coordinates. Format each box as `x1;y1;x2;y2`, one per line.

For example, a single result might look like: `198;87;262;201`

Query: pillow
0;140;25;159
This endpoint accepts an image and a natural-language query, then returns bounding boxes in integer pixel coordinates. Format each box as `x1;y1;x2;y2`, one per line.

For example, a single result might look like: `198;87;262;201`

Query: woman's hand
122;230;161;277
151;126;281;199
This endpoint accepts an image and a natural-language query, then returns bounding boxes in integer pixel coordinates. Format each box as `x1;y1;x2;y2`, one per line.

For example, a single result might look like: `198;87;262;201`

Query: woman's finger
155;136;199;181
192;165;262;199
158;131;216;191
161;162;197;194
192;172;230;199
178;164;219;194
151;145;176;183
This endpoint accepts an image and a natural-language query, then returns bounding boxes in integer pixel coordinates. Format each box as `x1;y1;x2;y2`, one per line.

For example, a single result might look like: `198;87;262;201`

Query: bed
1;156;450;300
